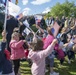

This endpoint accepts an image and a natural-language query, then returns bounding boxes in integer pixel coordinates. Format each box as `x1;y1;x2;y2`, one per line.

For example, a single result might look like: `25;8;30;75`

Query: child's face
14;34;19;41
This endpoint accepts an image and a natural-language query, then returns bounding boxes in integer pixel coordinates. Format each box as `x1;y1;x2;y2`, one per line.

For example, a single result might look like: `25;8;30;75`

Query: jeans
0;72;2;75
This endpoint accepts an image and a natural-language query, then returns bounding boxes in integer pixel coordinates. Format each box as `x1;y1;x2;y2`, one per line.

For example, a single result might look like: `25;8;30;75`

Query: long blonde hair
11;32;19;40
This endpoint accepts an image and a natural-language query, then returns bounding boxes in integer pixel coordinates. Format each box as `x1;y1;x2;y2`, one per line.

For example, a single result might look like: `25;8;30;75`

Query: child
43;26;60;75
28;36;58;75
0;30;15;75
36;25;59;75
9;32;27;75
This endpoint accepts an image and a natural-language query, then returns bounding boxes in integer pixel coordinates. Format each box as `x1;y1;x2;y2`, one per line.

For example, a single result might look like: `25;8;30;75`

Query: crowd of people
0;15;76;75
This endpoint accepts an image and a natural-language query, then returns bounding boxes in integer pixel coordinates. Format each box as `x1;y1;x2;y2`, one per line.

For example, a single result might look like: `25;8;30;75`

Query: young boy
0;30;15;75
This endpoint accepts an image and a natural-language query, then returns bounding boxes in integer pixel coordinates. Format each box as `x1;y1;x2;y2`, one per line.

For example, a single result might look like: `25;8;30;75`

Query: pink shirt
10;40;25;60
43;34;54;49
28;43;54;75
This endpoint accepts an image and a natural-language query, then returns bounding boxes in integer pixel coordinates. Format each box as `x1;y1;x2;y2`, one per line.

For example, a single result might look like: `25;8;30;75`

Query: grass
20;56;76;75
20;62;31;75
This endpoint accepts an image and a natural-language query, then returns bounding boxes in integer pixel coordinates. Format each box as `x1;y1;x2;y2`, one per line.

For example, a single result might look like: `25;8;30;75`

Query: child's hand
23;40;26;43
52;39;58;44
36;25;40;29
2;30;6;38
2;30;6;42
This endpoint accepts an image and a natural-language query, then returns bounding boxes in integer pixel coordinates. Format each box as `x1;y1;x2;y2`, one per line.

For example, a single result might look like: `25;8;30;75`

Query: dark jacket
70;29;76;36
0;42;12;74
6;17;19;52
61;29;72;44
0;42;6;72
6;17;19;36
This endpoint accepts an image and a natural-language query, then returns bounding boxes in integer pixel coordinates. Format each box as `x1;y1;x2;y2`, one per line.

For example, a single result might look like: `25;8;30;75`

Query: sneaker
50;72;59;75
45;69;49;73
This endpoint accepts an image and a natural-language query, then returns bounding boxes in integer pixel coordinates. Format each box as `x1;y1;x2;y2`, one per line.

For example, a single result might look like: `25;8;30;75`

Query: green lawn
20;57;76;75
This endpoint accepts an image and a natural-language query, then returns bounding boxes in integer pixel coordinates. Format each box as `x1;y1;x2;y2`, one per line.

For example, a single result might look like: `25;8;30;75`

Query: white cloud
31;0;51;5
42;7;51;14
22;0;28;5
22;8;31;16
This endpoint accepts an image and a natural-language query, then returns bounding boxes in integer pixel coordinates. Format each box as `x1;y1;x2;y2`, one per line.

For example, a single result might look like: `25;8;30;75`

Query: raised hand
52;39;58;44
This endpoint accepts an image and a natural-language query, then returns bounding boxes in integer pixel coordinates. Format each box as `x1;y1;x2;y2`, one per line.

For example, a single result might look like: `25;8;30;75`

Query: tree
0;4;5;13
46;0;76;18
0;13;5;32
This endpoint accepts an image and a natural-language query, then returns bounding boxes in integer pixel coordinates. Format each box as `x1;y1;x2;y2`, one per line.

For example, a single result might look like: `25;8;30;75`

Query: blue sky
11;0;76;15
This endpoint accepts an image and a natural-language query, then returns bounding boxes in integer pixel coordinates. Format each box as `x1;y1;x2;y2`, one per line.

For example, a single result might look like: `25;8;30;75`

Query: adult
6;15;19;52
64;17;69;27
61;16;66;28
40;17;47;29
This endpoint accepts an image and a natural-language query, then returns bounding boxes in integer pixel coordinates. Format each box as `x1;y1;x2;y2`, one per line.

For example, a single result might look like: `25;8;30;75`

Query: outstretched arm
39;39;58;58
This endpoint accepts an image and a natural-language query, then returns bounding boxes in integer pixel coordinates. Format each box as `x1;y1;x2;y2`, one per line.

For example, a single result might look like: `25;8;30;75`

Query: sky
8;0;76;15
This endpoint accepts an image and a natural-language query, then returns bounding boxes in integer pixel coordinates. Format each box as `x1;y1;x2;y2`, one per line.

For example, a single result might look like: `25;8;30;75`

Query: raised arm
36;25;44;33
39;39;58;58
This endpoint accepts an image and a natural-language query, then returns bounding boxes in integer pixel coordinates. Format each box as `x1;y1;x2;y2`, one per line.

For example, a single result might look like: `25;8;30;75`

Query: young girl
43;26;60;75
36;25;59;75
10;32;27;75
28;36;58;75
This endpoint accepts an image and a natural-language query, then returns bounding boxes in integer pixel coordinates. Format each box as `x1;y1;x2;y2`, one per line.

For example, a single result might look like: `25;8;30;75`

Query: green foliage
30;25;38;32
0;4;5;13
46;0;76;18
0;13;4;33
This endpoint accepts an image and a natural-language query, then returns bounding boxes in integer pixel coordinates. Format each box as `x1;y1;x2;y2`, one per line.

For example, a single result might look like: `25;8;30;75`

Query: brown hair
31;38;44;51
47;26;53;35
